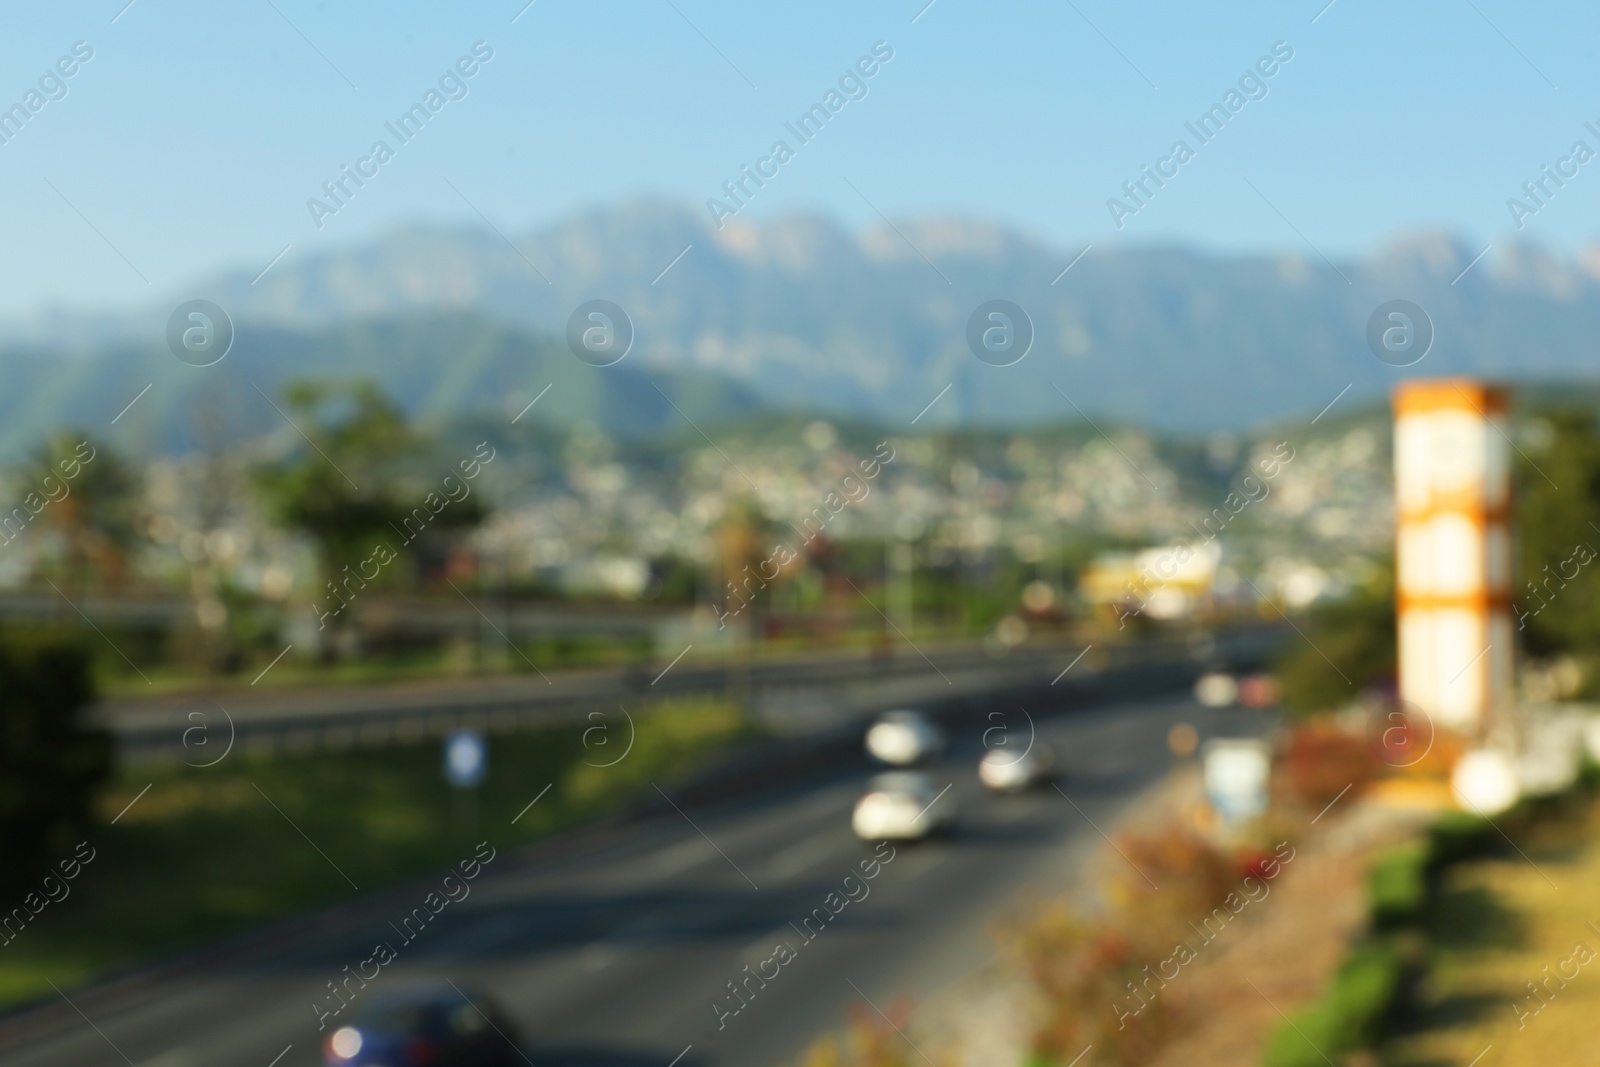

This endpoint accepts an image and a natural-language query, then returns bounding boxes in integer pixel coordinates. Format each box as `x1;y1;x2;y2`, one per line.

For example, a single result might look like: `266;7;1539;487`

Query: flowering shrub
797;1000;930;1067
1279;717;1375;807
999;823;1241;1065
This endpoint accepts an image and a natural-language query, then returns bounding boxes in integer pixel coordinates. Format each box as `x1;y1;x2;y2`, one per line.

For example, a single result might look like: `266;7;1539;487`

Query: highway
3;683;1272;1067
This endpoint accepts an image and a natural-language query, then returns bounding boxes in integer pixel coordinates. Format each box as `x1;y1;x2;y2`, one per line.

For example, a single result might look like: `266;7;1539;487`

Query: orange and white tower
1393;380;1514;735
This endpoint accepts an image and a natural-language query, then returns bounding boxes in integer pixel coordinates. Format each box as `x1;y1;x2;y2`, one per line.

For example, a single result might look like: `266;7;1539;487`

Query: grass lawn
1383;793;1600;1066
0;696;750;1010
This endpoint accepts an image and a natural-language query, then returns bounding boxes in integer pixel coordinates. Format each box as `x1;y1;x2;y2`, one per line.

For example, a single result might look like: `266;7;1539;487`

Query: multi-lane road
5;681;1271;1067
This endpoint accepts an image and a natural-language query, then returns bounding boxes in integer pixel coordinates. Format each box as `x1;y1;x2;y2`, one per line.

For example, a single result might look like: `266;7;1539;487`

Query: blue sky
1;0;1595;318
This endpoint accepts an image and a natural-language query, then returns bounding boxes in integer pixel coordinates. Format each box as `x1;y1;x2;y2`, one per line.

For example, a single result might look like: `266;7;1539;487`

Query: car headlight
330;1027;363;1060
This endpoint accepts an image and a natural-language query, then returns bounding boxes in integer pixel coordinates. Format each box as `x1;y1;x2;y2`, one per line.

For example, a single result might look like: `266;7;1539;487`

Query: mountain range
6;199;1600;457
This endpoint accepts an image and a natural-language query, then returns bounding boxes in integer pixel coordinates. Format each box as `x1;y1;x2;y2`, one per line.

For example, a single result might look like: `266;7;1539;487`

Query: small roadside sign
444;729;487;788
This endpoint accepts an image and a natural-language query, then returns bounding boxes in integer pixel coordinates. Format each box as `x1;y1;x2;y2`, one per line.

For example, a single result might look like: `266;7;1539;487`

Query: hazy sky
2;0;1595;318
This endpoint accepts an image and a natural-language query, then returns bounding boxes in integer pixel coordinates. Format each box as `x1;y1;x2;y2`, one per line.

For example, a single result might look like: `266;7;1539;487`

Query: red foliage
1279;717;1376;807
998;824;1245;1065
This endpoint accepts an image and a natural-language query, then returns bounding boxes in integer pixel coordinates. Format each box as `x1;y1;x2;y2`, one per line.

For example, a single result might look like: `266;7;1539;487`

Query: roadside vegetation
0;688;749;1010
1378;787;1600;1066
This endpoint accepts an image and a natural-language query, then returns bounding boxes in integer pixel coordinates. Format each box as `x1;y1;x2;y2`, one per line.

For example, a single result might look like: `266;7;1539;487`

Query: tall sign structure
1393;380;1514;734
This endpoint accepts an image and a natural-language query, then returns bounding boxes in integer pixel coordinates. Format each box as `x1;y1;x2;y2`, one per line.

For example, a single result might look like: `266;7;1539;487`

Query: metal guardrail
111;627;1285;762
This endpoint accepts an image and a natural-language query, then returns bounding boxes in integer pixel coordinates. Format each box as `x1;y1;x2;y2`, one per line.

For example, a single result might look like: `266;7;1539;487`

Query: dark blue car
323;983;524;1067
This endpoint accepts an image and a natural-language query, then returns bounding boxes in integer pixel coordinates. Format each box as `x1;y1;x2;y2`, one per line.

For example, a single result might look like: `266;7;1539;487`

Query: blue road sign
444;729;487;788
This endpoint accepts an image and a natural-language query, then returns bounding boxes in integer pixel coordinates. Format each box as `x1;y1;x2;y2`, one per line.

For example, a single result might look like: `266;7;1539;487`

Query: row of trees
2;382;481;877
11;381;471;590
3;380;493;676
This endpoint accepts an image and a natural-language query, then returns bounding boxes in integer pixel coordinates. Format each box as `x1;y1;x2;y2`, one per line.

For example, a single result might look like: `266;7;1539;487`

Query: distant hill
0;315;767;459
8;201;1600;445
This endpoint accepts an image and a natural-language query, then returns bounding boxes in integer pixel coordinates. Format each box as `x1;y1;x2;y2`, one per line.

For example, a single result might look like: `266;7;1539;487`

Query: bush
1279;718;1376;808
998;824;1240;1065
796;1001;928;1067
1262;940;1403;1067
1367;842;1428;931
1425;811;1496;869
0;632;110;890
1109;822;1240;954
1261;810;1496;1065
1004;905;1172;1065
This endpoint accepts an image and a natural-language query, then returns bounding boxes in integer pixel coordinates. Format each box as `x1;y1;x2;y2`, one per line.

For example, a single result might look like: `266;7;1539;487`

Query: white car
978;742;1056;792
851;772;955;841
865;710;946;766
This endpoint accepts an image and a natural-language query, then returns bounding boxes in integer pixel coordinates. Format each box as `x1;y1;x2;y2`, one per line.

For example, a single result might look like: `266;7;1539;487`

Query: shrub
1279;718;1375;808
1262;810;1495;1065
1425;811;1496;869
1367;842;1428;931
1261;940;1403;1067
796;1001;929;1067
1108;822;1240;956
1002;903;1174;1065
998;824;1240;1065
0;631;109;890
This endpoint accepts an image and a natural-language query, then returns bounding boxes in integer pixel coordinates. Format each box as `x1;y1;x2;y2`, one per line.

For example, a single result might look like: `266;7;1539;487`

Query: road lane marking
766;830;846;879
649;834;718;877
580;942;617;971
652;784;759;890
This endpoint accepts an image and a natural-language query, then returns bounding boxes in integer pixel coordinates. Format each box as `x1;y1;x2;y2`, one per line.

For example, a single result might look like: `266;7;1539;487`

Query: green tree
1513;407;1600;664
254;380;487;613
1276;563;1396;716
255;381;416;572
22;432;141;589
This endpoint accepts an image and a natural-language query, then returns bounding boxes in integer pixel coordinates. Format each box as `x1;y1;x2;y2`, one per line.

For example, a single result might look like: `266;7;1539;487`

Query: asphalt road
7;689;1271;1067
